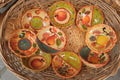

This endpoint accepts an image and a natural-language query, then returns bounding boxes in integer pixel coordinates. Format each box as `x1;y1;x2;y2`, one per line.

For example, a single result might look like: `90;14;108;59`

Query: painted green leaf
33;43;36;48
19;33;25;38
56;39;61;46
15;50;20;53
35;49;40;55
92;8;104;25
57;32;62;36
82;8;86;13
82;25;87;30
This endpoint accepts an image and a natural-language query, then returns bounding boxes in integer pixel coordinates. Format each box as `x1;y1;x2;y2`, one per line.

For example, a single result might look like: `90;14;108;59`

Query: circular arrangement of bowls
37;26;66;54
1;0;120;80
21;8;50;33
79;46;109;68
86;24;117;53
76;6;104;31
8;29;38;57
52;51;82;78
22;49;51;71
49;1;76;28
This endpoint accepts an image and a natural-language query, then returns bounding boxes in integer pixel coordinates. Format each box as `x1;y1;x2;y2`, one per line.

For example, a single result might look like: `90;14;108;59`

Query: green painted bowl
52;51;82;78
49;1;76;28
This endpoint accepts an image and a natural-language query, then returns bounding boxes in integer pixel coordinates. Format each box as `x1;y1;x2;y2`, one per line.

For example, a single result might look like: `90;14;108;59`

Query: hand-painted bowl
86;24;117;53
37;26;66;54
21;8;50;33
21;49;51;71
49;1;76;28
76;6;104;31
52;51;82;78
79;46;109;68
8;29;38;57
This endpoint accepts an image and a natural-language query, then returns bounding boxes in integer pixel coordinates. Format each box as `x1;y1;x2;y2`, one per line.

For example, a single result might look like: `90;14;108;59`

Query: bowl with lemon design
86;24;117;53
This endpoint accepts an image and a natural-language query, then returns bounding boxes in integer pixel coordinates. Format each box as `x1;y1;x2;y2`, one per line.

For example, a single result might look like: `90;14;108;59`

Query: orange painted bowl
49;1;76;28
36;26;66;54
86;24;117;53
21;49;52;72
52;51;82;78
8;29;38;57
76;6;104;31
21;8;50;33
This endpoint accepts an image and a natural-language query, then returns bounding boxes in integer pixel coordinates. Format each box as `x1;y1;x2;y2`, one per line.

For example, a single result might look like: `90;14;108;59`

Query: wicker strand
0;0;120;80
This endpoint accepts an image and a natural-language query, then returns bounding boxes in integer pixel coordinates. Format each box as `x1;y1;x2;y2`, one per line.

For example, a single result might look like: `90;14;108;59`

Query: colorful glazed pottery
37;26;66;54
49;1;76;28
22;49;51;71
8;29;38;57
21;8;50;33
52;51;82;78
76;6;104;31
86;24;117;53
79;46;109;68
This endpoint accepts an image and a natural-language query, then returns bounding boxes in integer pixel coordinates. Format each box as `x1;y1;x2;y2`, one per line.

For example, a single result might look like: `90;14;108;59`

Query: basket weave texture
0;0;12;8
0;0;120;80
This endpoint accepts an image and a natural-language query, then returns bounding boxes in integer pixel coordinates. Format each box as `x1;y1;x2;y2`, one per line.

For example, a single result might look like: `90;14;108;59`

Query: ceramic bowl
8;29;38;57
52;51;82;78
76;6;104;31
86;24;117;53
21;8;50;33
79;46;110;68
49;1;76;28
37;26;66;54
21;49;51;71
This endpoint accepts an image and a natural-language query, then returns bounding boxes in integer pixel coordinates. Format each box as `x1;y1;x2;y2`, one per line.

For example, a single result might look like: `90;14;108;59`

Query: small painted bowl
76;6;104;31
21;49;51;72
8;29;38;57
37;26;66;54
79;46;109;68
86;24;117;53
52;51;82;78
49;1;76;28
21;8;50;33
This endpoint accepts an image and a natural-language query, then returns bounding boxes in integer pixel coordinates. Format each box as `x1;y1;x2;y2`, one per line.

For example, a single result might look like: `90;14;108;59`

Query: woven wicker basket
0;0;120;80
0;0;12;8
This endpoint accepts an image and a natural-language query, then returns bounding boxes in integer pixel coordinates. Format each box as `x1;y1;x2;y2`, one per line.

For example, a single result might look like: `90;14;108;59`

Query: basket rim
0;0;12;8
0;0;120;80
